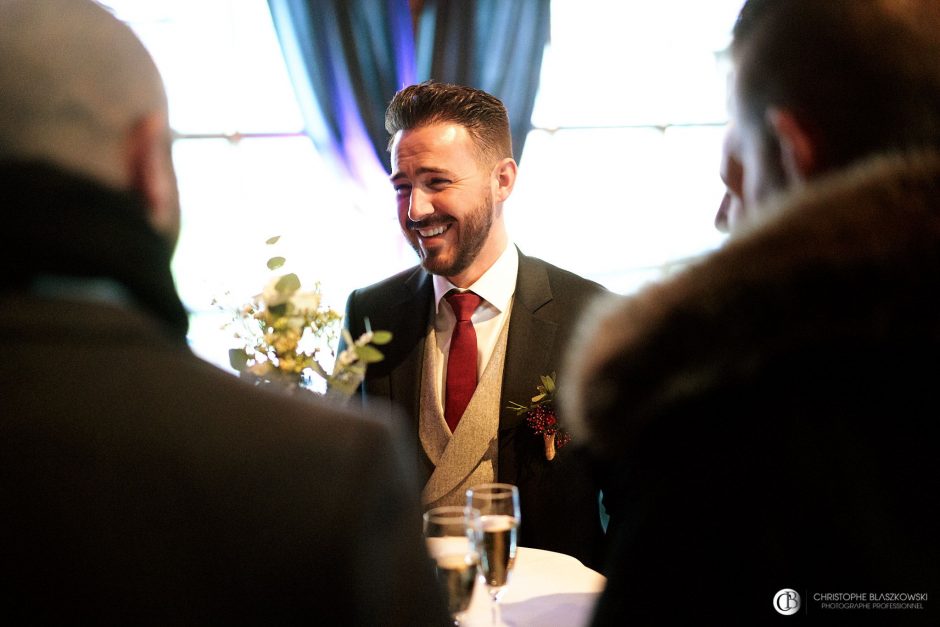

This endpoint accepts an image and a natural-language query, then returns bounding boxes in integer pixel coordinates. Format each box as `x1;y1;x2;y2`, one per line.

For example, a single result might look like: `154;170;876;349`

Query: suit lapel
389;254;558;485
388;254;556;435
390;268;434;427
499;251;557;437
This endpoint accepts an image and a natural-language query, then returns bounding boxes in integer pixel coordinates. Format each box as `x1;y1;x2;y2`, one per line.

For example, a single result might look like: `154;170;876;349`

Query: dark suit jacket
567;153;940;624
0;292;449;626
343;249;608;568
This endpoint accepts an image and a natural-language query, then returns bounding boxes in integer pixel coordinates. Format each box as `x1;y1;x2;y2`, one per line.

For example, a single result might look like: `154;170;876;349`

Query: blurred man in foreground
0;1;447;624
565;0;940;622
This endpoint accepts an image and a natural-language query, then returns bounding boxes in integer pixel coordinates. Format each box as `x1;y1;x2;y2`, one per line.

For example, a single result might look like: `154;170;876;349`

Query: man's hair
385;80;513;165
732;0;940;170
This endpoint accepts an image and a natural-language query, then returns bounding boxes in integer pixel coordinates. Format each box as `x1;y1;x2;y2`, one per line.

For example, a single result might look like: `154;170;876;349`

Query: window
105;0;414;369
107;0;743;369
511;0;743;293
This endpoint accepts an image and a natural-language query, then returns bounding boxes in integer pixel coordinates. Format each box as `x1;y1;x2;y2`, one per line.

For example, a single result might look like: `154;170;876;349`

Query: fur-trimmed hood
562;150;940;461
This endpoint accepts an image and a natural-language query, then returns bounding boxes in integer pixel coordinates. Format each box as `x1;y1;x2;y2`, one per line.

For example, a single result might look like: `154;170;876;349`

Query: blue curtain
415;0;551;161
267;0;549;178
267;0;416;184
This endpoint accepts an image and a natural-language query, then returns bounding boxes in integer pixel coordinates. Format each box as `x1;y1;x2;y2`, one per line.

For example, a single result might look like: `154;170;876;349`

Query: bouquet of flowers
223;236;390;401
508;372;571;461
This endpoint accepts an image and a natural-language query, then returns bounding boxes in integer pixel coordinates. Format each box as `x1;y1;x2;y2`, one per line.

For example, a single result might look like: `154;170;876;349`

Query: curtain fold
416;0;551;161
267;0;415;184
267;0;549;181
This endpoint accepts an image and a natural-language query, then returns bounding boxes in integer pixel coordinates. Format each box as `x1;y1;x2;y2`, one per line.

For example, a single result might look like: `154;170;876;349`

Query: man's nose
407;188;434;223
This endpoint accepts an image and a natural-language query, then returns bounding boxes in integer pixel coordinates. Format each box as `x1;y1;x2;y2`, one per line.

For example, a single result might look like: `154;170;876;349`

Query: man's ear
766;107;818;182
125;112;179;242
492;157;518;203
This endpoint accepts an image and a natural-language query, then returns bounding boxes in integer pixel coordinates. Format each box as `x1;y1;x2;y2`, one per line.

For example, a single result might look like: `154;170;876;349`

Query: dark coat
564;152;940;624
343;249;610;569
0;163;449;626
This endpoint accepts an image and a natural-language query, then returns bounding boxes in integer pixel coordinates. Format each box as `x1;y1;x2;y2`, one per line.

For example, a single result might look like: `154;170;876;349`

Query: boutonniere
508;372;571;461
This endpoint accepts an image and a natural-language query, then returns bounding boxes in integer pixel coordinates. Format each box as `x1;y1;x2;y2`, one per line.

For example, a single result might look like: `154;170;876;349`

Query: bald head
0;0;179;244
0;0;168;188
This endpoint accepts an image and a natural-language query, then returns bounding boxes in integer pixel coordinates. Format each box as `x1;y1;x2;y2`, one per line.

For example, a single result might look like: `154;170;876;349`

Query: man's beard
408;195;494;278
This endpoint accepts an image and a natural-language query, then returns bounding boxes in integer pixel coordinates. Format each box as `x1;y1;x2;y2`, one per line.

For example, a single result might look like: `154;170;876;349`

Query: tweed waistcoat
419;308;511;508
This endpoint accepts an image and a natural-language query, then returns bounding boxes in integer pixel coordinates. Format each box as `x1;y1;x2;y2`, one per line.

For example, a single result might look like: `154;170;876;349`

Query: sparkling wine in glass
423;505;482;626
467;483;520;624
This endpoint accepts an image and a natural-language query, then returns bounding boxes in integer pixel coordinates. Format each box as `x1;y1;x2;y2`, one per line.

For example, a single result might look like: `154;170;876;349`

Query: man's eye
428;178;450;187
393;184;411;196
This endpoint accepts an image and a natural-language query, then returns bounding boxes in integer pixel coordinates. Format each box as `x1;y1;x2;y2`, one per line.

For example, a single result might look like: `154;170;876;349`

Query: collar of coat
0;160;189;342
563;150;940;460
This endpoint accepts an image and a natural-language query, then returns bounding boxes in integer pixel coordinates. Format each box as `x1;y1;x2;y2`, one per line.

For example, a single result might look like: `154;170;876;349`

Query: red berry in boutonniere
507;373;571;461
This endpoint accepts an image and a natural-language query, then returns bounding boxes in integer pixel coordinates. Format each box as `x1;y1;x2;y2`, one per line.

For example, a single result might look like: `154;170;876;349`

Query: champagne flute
423;505;482;626
466;483;520;625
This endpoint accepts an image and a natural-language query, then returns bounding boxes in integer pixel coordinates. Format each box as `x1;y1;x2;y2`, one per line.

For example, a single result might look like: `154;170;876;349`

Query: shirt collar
433;243;519;313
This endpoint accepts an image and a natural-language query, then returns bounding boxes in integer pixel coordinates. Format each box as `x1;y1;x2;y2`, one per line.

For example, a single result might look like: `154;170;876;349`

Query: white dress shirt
431;244;519;411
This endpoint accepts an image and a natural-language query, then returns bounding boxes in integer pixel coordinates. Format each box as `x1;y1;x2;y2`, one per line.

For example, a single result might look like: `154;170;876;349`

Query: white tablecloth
460;547;606;626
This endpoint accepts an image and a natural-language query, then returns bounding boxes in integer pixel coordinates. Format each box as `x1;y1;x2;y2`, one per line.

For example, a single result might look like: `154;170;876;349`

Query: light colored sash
420;310;511;508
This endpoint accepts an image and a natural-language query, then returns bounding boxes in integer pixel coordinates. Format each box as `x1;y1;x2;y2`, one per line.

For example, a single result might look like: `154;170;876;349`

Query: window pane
511;125;726;294
170;135;414;367
104;0;304;134
519;0;743;294
172;136;413;310
532;0;744;128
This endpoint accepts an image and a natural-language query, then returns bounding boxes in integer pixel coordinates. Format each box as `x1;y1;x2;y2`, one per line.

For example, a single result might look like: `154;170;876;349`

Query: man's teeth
418;225;447;237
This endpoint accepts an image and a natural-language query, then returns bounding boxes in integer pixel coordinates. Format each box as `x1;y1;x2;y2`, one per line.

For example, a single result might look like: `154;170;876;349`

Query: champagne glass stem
489;587;503;626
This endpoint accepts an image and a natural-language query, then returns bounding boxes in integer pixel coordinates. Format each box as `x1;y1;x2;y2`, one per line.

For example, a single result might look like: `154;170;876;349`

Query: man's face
390;122;506;285
725;67;791;230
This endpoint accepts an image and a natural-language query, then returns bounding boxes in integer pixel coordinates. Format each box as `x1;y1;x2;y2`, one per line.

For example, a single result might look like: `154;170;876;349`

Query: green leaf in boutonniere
507;372;571;461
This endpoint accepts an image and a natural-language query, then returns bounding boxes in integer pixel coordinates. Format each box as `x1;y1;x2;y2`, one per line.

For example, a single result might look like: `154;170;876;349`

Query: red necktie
444;290;482;432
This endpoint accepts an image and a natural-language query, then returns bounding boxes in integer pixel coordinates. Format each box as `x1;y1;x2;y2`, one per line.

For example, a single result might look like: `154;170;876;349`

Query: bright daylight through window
105;0;744;370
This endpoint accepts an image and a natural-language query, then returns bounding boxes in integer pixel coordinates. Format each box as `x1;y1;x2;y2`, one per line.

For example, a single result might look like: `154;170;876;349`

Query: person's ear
491;157;517;203
766;107;818;182
125;112;179;241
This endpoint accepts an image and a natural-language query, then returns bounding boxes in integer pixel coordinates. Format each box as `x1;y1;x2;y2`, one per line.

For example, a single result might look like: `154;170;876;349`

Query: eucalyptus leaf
356;344;385;363
274;273;301;296
228;348;250;372
265;235;281;245
267;256;286;270
371;330;393;345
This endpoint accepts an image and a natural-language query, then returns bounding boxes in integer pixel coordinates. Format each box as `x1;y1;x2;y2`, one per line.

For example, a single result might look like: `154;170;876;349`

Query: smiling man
342;81;608;569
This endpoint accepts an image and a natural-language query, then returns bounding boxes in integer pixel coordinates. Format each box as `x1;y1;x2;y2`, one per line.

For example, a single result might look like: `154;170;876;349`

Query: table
460;547;606;626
